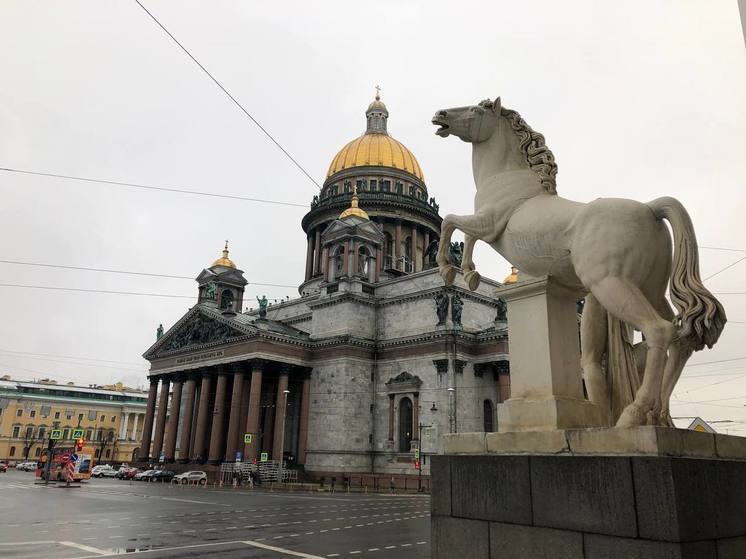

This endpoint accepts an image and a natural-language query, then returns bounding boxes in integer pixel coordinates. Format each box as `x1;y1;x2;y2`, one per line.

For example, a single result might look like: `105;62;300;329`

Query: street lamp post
278;389;290;483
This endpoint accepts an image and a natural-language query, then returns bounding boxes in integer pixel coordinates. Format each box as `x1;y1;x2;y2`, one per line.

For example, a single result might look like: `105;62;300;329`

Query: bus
36;445;95;482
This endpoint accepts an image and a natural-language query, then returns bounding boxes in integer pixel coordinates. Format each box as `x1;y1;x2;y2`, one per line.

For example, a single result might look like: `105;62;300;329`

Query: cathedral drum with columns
141;95;511;477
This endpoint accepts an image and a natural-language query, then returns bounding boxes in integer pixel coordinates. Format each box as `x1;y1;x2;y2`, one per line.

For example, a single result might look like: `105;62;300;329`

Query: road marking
242;540;326;558
60;541;107;555
0;541;56;546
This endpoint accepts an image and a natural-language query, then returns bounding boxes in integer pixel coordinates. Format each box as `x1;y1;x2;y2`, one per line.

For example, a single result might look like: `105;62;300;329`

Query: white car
15;461;36;472
172;470;207;485
91;464;115;478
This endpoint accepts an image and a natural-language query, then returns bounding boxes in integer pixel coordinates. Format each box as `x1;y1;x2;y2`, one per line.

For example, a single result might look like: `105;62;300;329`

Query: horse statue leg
658;340;694;427
437;212;495;287
580;294;611;426
461;235;481;291
588;277;677;427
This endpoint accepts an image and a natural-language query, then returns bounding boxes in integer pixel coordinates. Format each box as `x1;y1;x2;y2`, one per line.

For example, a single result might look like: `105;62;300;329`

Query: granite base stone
432;450;746;558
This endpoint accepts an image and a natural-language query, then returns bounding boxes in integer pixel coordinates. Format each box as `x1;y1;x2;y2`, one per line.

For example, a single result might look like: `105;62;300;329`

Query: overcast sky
1;1;744;431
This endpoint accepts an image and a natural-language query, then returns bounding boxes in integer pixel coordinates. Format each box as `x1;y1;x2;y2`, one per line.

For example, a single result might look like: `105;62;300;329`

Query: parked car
134;469;156;481
151;470;175;483
172;470;207;485
115;466;135;479
15;461;36;471
0;462;8;473
122;468;140;480
92;464;116;478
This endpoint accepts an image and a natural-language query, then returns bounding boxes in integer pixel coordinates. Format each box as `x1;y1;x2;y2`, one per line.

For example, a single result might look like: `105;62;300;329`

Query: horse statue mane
482;100;559;193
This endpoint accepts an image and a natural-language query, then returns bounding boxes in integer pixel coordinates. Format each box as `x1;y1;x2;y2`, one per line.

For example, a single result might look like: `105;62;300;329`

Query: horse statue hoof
464;270;481;291
440;265;457;286
616;403;648;427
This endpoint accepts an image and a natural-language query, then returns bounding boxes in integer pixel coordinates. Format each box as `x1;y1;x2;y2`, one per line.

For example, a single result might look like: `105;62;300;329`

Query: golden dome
327;133;424;181
326;93;424;181
339;185;369;220
212;241;236;268
503;266;519;284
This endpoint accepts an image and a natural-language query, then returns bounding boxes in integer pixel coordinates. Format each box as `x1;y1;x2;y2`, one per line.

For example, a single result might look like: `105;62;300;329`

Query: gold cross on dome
375;85;381;100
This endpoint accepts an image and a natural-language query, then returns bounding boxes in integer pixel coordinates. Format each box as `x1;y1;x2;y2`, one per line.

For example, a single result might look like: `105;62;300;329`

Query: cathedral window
483;399;495;432
369;179;377;191
343;183;350;194
332;185;339;196
332;245;345;280
358;246;371;279
398;397;413;453
404;236;413;273
382;180;391;192
220;290;234;311
384;233;394;269
409;185;415;196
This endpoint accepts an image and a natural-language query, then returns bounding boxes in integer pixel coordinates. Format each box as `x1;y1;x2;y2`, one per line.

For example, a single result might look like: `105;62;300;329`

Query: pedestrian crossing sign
244;433;253;444
50;429;62;440
72;429;84;439
260;452;268;462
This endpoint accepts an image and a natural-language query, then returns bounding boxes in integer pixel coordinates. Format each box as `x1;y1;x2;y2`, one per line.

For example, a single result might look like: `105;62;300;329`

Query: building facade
0;377;147;463
141;96;510;476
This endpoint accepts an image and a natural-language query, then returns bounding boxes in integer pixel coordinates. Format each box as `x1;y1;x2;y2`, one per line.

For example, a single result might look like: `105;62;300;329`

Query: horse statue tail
646;196;727;350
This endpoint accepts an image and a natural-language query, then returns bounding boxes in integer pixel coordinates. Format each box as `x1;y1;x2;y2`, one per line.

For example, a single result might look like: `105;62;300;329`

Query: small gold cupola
339;185;369;220
212;240;236;269
503;266;519;284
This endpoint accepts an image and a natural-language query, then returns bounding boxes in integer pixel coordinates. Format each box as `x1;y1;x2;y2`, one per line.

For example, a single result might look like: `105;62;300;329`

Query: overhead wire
132;0;321;190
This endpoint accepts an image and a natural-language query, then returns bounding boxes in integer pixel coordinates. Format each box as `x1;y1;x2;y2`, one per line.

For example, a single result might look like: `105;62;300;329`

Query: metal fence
217;461;298;486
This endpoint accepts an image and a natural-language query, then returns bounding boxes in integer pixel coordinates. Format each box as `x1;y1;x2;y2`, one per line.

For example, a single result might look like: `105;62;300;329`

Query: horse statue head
432;98;501;143
432;97;558;194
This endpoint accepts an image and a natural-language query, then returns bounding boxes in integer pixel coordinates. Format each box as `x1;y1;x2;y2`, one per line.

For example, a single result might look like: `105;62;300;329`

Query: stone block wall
432;454;746;559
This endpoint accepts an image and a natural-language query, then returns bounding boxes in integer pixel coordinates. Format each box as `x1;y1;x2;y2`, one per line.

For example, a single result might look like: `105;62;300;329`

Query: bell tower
196;241;248;313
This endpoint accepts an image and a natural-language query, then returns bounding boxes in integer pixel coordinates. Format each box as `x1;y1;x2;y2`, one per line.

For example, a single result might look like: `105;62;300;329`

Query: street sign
260;452;268;462
243;433;253;444
50;429;62;440
71;453;78;462
72;429;84;439
235;451;242;462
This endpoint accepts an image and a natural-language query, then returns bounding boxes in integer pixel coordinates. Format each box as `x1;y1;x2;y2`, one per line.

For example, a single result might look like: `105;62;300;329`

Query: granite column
138;379;158;460
178;377;197;462
272;370;290;461
151;378;171;462
208;372;228;463
244;364;263;461
191;373;212;462
163;377;183;462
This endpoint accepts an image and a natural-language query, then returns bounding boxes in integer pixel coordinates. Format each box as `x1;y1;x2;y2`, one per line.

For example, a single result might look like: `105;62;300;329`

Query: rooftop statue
432;97;726;428
256;295;268;318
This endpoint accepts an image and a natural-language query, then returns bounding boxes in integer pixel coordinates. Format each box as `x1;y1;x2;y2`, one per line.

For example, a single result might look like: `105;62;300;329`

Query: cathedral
141;95;511;477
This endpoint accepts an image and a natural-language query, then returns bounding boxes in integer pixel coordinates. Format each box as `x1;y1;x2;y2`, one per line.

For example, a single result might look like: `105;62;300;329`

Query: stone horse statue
431;97;726;428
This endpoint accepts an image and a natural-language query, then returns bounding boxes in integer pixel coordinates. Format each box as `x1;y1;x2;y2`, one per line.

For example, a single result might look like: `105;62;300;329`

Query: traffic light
75;438;84;452
414;460;420;470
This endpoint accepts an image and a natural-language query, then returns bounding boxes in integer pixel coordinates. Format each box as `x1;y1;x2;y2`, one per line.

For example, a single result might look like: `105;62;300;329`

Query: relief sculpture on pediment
165;314;242;351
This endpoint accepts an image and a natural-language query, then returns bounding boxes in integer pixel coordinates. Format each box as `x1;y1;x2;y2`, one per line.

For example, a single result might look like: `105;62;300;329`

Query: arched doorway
398;397;413;452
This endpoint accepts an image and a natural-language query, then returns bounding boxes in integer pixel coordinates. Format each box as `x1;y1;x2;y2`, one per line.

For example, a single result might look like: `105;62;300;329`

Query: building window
9;446;15;457
63;428;70;439
332;185;338;196
105;449;111;459
382;180;391;192
333;245;345;280
25;427;33;439
483;400;495;432
397;182;404;194
370;179;377;191
409;185;415;196
78;414;84;422
12;426;20;438
404;236;413;273
95;449;100;459
220;289;234;311
358;246;371;279
398;397;413;453
86;430;92;440
54;411;60;419
38;427;46;439
111;416;116;423
30;410;36;418
34;447;41;457
16;409;22;417
384;233;394;269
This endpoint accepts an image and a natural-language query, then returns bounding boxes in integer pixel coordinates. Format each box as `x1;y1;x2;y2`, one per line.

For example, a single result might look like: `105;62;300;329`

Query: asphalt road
0;470;430;559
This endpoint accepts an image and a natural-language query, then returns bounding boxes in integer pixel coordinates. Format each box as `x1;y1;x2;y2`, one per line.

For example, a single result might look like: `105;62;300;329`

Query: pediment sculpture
164;313;243;351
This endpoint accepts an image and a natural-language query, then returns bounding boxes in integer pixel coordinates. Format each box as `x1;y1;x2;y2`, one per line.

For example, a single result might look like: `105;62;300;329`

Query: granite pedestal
432;427;746;559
